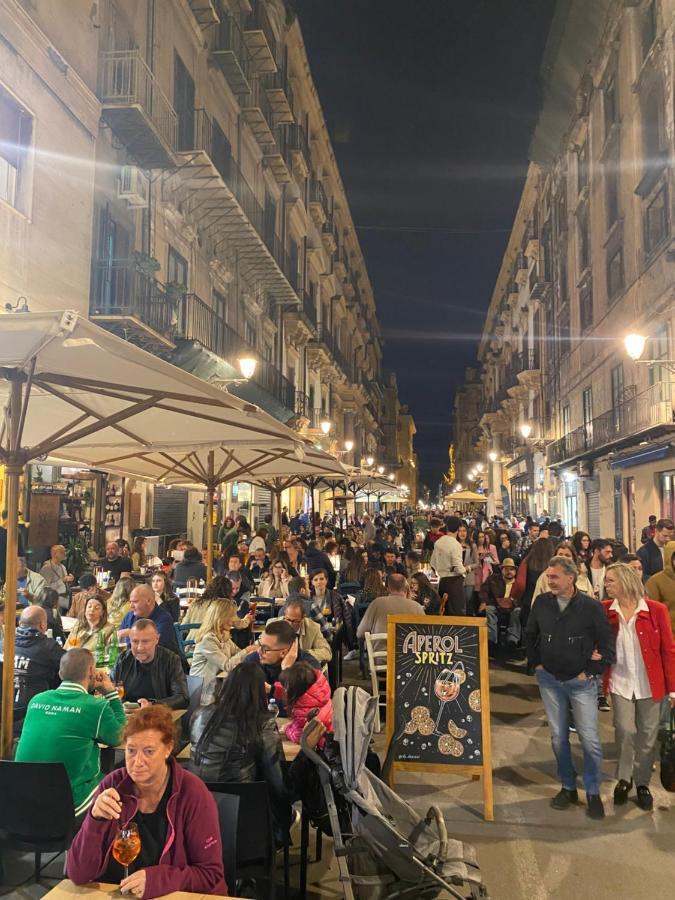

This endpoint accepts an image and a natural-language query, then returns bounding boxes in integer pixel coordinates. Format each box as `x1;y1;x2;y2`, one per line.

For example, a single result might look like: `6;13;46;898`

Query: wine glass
112;821;141;881
433;666;462;732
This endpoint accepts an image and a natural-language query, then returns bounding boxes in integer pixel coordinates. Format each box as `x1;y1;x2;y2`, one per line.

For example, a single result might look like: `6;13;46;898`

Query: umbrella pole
206;450;214;582
1;377;23;759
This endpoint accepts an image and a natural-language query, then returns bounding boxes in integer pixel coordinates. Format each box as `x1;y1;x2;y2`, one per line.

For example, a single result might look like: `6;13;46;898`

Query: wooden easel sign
386;615;493;821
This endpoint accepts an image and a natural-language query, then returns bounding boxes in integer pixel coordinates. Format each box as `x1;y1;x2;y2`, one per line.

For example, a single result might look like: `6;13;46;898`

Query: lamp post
519;422;533;440
623;333;675;373
320;419;332;436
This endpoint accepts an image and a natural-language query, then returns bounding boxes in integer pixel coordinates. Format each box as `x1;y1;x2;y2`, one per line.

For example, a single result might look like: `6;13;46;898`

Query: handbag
660;709;675;792
511;559;528;602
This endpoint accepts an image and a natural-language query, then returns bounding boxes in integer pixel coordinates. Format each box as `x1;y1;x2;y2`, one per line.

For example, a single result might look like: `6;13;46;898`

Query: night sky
296;0;556;491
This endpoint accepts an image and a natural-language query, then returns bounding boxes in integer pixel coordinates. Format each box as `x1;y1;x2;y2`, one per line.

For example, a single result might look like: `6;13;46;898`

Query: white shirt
590;565;605;600
609;598;652;701
430;534;466;579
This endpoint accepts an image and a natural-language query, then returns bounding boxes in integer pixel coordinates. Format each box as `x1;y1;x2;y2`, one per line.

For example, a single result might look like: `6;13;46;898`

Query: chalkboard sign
386;615;493;820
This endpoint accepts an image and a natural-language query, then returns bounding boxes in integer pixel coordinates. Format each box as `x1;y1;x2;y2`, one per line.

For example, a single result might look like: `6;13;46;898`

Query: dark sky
296;0;557;491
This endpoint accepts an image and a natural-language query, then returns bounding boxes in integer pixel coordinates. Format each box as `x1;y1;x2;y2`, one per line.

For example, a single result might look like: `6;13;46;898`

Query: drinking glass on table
112;821;141;881
114;681;125;700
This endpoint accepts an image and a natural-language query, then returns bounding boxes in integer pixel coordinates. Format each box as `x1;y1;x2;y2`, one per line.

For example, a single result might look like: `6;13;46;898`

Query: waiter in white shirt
430;516;467;616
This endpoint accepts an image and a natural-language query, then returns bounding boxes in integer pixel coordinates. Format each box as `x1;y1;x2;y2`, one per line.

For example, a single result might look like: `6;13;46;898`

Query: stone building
0;0;396;539
459;0;675;543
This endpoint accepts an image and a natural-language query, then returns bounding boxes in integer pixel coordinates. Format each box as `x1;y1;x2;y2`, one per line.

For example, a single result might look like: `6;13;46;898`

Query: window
582;387;593;449
606;244;624;301
562;404;571;436
605;141;620;229
649;323;671;385
637;83;667;196
559;300;571;356
604;73;618;137
641;0;658;60
263;192;276;248
577;140;588;194
578;207;590;272
167;246;188;287
212;119;231;182
611;363;624;433
213;289;227;324
174;53;195;152
644;181;668;254
0;85;33;213
244;318;256;348
579;278;593;332
288;238;299;290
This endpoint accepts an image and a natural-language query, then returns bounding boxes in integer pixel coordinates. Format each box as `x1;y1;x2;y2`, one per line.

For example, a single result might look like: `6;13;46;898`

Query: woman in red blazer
602;563;675;811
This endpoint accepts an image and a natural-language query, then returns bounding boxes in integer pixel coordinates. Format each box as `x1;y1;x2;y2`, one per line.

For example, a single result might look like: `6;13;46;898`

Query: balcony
242;79;275;146
175;293;227;356
546;381;675;467
254;360;295;411
173;110;297;303
294;391;309;420
283;123;310;178
334;245;349;280
309;180;329;226
187;0;219;27
99;50;177;169
211;15;253;96
243;0;278;74
90;258;176;350
515;252;529;287
309;324;353;381
265;69;294;123
321;219;338;255
263;129;292;184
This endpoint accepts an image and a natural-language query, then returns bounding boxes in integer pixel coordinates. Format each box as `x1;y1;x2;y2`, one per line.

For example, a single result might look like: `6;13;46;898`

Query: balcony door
582;387;593;450
174;53;195;151
95;206;131;311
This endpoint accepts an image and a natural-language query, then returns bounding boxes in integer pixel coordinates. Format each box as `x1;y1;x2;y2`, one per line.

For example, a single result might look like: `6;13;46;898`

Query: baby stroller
300;686;489;899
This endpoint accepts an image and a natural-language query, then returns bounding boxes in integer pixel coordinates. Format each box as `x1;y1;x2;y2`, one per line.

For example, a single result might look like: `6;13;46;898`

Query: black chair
0;761;76;884
207;780;290;900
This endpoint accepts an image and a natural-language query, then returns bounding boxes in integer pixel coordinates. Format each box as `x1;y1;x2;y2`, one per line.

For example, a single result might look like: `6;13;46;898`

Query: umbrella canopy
0;309;302;755
448;490;487;502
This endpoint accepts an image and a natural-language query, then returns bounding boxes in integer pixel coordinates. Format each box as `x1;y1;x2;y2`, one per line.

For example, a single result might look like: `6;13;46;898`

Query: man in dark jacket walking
637;517;674;581
525;555;615;820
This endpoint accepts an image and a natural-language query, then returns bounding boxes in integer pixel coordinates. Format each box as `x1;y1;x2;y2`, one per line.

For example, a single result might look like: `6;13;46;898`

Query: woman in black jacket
173;545;208;587
190;663;292;843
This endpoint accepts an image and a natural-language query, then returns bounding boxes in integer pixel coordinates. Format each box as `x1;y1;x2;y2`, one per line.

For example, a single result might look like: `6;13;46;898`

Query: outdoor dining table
42;880;232;899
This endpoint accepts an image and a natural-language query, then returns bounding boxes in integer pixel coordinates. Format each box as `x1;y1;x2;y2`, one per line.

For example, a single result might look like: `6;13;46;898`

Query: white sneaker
344;649;359;661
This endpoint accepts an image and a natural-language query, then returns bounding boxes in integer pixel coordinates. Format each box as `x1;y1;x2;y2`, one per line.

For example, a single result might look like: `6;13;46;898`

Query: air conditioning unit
118;166;149;208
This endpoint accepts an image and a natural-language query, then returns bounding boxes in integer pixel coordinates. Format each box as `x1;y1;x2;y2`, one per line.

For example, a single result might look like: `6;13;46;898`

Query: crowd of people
0;505;674;892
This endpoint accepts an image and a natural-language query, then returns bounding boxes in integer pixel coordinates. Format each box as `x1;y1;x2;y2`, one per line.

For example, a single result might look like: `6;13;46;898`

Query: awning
609;443;672;470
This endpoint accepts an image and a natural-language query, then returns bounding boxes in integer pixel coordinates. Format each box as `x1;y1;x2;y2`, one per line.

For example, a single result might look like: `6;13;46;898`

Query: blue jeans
535;667;604;794
486;606;521;644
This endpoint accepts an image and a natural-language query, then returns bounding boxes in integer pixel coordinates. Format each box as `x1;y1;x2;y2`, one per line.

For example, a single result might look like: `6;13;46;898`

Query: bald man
117;584;179;654
3;605;64;716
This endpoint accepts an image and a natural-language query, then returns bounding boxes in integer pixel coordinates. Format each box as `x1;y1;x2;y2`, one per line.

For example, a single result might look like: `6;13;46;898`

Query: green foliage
65;536;89;580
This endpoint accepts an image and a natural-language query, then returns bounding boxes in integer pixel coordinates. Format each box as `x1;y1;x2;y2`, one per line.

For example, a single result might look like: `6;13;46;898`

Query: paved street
4;659;674;899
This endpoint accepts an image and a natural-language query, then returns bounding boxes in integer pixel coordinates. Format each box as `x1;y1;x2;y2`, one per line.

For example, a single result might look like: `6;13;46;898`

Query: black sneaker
597;695;611;712
613;779;632;805
586;794;605;820
550;788;579;810
636;785;653;811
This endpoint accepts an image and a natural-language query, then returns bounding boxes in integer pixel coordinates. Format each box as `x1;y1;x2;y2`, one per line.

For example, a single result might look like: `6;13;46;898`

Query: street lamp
388;473;395;481
476;463;484;472
344;440;354;452
377;465;385;475
468;474;475;481
366;456;374;467
488;451;498;462
623;332;675;372
320;419;332;435
237;357;257;380
519;423;533;440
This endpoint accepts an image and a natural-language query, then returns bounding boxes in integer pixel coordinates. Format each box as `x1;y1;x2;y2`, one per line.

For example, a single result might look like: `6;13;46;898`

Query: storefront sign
386;615;493;820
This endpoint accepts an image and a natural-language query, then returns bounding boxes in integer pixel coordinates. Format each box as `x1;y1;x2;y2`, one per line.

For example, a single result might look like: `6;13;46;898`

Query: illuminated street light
238;357;257;379
377;465;385;474
476;463;484;472
519;423;532;440
344;440;354;452
366;456;374;467
320;419;332;435
468;474;475;481
624;333;647;361
388;473;395;481
456;483;462;491
488;451;498;462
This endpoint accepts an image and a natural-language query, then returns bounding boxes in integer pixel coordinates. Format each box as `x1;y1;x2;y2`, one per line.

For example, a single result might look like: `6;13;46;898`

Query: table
43;880;232;899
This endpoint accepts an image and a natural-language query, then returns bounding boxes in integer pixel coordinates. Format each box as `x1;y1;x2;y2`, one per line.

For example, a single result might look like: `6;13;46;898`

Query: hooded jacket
284;669;333;744
4;626;64;711
644;540;675;631
67;757;227;897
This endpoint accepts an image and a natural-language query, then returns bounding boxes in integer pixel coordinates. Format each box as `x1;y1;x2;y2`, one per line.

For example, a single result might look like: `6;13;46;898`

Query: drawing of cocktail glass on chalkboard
433;661;466;732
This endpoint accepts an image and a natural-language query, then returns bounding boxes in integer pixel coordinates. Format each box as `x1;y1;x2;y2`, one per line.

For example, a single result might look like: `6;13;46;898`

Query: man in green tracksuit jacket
16;647;126;817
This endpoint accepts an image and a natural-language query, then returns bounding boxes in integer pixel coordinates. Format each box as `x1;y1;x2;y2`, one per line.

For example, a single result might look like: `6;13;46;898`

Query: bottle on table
95;629;106;667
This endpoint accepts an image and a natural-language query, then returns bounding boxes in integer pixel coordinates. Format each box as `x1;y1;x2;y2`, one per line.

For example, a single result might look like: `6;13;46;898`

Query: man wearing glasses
243;620;321;696
271;599;332;664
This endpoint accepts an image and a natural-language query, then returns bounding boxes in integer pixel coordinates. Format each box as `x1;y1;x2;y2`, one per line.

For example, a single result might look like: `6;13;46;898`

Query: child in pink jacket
279;660;333;744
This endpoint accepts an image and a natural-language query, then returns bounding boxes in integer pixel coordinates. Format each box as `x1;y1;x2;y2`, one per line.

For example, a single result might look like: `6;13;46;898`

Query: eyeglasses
258;643;283;655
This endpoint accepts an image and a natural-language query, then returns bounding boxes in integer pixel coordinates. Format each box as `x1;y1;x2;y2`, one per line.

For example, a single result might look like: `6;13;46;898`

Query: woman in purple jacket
67;705;227;898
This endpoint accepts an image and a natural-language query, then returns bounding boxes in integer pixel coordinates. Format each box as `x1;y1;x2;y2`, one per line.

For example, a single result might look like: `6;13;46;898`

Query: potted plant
65;536;90;581
131;250;161;277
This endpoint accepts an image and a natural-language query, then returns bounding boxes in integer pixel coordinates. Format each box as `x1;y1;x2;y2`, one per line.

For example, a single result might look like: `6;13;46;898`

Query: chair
0;761;76;884
207;781;289;900
178;674;203;748
337;581;361;598
174;621;200;660
364;632;388;732
254;598;276;625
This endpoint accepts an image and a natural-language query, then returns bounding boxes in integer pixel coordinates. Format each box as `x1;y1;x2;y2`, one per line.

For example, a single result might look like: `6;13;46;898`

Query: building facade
458;0;675;544
381;372;418;506
0;0;399;542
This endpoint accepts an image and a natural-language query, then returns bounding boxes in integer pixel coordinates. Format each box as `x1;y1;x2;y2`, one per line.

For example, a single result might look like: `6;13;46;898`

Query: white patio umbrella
0;309;302;755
